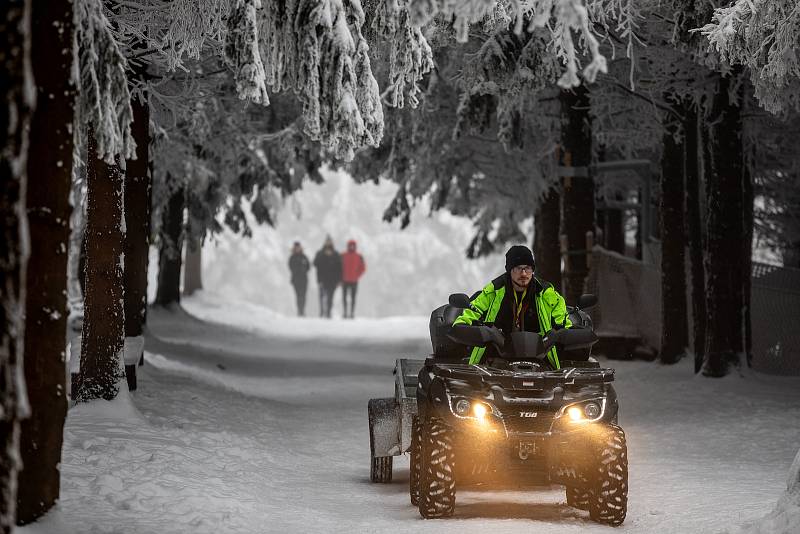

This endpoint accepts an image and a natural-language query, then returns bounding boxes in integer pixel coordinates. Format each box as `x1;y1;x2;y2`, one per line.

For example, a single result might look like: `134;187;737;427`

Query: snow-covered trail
23;295;800;534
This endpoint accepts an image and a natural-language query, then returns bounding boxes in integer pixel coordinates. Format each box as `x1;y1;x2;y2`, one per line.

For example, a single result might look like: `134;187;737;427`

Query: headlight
567;406;584;422
583;402;601;419
455;399;470;415
472;402;488;420
561;400;604;423
451;399;493;421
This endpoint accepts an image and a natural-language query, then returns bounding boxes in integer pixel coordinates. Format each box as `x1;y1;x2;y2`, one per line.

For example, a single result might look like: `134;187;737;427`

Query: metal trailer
367;358;425;483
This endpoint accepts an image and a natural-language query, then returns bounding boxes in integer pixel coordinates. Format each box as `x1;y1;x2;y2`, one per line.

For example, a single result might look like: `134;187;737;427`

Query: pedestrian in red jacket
340;240;366;319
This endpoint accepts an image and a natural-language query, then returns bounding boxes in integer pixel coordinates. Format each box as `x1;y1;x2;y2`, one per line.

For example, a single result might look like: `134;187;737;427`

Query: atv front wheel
566;483;590;510
418;417;456;519
409;415;422;506
588;424;628;526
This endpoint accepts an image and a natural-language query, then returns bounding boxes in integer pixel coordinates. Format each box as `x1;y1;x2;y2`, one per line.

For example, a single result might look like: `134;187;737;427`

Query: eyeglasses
511;266;534;274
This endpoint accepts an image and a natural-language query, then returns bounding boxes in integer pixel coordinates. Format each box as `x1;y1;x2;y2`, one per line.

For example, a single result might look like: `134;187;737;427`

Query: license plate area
516;439;543;460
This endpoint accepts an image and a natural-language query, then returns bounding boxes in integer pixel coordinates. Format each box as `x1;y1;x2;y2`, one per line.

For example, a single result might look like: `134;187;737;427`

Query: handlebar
447;324;597;361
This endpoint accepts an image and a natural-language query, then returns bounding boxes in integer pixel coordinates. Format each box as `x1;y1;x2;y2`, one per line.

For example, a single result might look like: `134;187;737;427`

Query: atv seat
429;304;469;361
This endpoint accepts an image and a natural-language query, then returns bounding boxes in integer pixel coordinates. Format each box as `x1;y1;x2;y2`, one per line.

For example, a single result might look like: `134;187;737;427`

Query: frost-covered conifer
224;0;269;105
454;27;561;149
369;0;435;108
257;0;384;159
350;40;560;254
408;0;612;88
76;0;135;162
110;0;230;71
699;0;800;114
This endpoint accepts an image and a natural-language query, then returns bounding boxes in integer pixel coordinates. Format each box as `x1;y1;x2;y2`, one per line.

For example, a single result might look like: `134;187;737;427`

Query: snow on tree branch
77;0;135;163
549;0;607;87
407;0;608;88
699;0;800;114
586;0;644;87
407;0;496;42
454;29;560;149
224;0;269;105
110;0;230;72
259;0;384;160
371;0;435;108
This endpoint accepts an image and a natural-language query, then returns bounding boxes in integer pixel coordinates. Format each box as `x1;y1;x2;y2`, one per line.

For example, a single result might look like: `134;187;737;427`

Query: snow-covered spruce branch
586;0;645;88
77;0;135;162
407;0;608;88
254;0;383;160
587;0;644;52
407;0;497;42
108;0;230;72
549;0;608;87
371;0;435;108
699;0;800;114
224;0;269;105
453;31;561;149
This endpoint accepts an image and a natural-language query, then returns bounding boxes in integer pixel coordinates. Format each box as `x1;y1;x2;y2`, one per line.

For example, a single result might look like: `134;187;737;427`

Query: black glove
489;326;505;349
542;329;558;352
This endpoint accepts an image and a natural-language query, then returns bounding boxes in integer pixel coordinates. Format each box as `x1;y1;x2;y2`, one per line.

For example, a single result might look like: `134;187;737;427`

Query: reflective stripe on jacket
453;276;571;368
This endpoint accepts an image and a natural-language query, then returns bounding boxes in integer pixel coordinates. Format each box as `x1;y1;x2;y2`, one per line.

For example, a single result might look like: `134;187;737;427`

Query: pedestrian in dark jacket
288;241;310;316
313;236;342;318
340;239;366;319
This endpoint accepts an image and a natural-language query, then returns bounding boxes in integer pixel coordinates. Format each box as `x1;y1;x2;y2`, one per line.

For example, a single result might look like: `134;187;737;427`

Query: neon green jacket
453;275;572;368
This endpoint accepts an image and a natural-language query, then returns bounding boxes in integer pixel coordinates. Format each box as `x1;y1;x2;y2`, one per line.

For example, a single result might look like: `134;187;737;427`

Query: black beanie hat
505;245;535;272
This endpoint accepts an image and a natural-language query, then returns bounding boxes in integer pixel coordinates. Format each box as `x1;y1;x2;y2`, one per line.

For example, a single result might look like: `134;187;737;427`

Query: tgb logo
519;411;538;418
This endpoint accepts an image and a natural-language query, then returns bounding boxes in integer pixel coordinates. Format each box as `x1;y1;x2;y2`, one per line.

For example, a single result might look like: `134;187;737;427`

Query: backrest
429;304;468;361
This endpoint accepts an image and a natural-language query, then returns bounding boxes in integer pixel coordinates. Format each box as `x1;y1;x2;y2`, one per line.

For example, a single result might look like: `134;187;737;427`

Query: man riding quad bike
411;246;628;525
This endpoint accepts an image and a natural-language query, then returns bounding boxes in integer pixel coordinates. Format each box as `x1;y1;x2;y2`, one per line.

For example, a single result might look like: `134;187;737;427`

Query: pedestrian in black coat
313;236;342;318
288;241;310;316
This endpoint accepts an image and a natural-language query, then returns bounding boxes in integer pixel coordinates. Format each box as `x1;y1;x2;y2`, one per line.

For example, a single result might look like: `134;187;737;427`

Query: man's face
510;265;533;288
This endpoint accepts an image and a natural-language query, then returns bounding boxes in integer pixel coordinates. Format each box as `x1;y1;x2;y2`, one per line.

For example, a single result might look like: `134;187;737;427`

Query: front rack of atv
429;362;616;390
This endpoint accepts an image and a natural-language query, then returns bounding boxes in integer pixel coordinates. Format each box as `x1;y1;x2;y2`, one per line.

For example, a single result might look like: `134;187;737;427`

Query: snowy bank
730;448;800;534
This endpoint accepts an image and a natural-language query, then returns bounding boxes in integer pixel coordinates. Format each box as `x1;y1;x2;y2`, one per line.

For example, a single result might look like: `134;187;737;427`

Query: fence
751;263;800;375
584;247;800;375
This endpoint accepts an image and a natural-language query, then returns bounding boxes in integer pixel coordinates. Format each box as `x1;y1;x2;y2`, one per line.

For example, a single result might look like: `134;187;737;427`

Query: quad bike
417;293;627;524
367;293;628;526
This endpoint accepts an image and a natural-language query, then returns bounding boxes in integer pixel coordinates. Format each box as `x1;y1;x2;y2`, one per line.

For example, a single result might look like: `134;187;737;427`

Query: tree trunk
634;191;643;260
122;95;150;390
533;187;561;289
124;96;150;337
602;203;625;255
659;115;689;364
559;87;594;303
701;73;747;377
183;241;202;296
685;105;706;373
16;0;74;522
76;128;125;401
155;182;185;306
742;162;754;366
0;1;32;530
